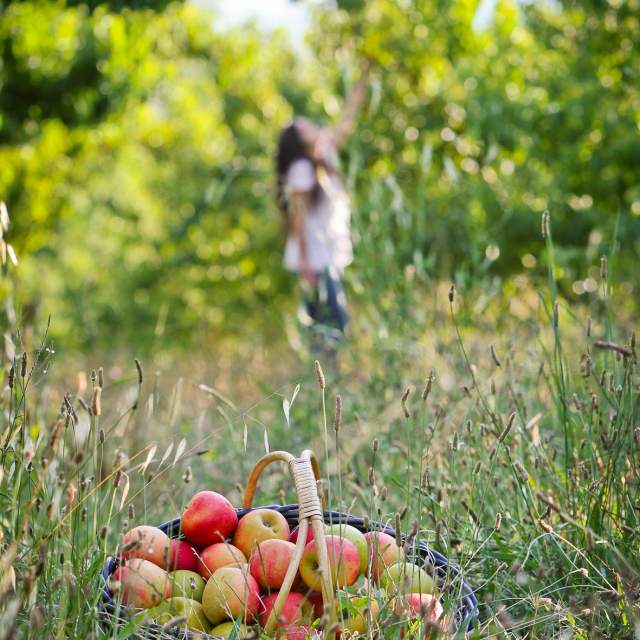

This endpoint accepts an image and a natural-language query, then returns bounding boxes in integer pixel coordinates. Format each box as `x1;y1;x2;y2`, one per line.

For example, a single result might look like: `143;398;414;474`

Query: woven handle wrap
290;457;323;520
242;450;336;635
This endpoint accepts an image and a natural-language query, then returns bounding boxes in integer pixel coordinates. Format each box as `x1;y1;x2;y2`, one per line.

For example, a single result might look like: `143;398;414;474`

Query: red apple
232;509;290;558
396;594;444;638
364;531;405;581
201;566;261;625
258;591;312;630
325;523;368;574
120;525;171;569
197;543;247;579
181;491;238;547
168;539;199;572
299;535;360;592
249;539;296;590
109;558;171;609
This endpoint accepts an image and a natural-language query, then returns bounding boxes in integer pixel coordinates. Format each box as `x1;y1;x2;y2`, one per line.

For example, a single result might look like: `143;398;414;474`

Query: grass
0;216;639;639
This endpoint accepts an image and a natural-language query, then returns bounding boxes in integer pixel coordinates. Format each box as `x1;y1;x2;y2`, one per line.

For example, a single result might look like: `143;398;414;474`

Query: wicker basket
102;450;478;637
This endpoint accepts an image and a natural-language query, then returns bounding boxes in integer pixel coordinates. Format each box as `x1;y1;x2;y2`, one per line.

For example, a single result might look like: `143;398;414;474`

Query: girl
276;64;369;339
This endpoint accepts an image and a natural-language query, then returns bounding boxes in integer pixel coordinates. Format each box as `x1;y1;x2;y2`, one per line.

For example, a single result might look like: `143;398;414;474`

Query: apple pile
108;490;445;638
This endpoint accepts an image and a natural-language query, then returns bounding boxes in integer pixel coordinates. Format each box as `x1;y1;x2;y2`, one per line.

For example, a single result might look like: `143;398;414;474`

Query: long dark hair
275;121;323;217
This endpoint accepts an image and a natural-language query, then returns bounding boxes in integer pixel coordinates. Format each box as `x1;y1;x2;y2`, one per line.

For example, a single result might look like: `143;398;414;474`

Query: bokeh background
1;0;639;362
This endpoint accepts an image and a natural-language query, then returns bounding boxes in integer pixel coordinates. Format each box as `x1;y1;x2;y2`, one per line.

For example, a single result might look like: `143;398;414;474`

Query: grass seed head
333;394;342;433
91;387;102;417
314;360;325;390
539;518;553;533
514;462;528;482
498;412;516;444
421;371;435;402
8;365;14;389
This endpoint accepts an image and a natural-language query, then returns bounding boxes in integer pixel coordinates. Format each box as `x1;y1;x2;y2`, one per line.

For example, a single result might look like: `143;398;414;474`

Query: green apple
146;596;211;633
169;569;205;602
210;621;256;639
325;523;368;574
379;562;436;596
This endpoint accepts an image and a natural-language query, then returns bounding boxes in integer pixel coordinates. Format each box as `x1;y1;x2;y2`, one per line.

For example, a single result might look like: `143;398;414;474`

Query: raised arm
331;59;371;149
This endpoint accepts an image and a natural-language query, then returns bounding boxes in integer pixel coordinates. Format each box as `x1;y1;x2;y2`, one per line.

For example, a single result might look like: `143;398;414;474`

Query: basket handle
242;449;336;635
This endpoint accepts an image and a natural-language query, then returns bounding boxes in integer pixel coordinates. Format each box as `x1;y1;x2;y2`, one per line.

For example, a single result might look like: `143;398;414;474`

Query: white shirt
283;159;353;274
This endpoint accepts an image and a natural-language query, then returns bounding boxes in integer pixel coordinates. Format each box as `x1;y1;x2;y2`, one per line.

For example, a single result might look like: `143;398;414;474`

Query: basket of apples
103;449;478;638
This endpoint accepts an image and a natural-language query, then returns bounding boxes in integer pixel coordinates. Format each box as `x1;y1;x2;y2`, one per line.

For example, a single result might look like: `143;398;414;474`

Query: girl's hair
275;120;323;216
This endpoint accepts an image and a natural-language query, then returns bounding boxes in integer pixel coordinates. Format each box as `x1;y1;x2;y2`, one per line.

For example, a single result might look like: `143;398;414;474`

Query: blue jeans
304;269;348;334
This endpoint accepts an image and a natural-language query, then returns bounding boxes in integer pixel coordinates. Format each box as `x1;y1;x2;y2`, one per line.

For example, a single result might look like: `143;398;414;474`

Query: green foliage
0;0;639;353
1;2;296;350
310;0;640;286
